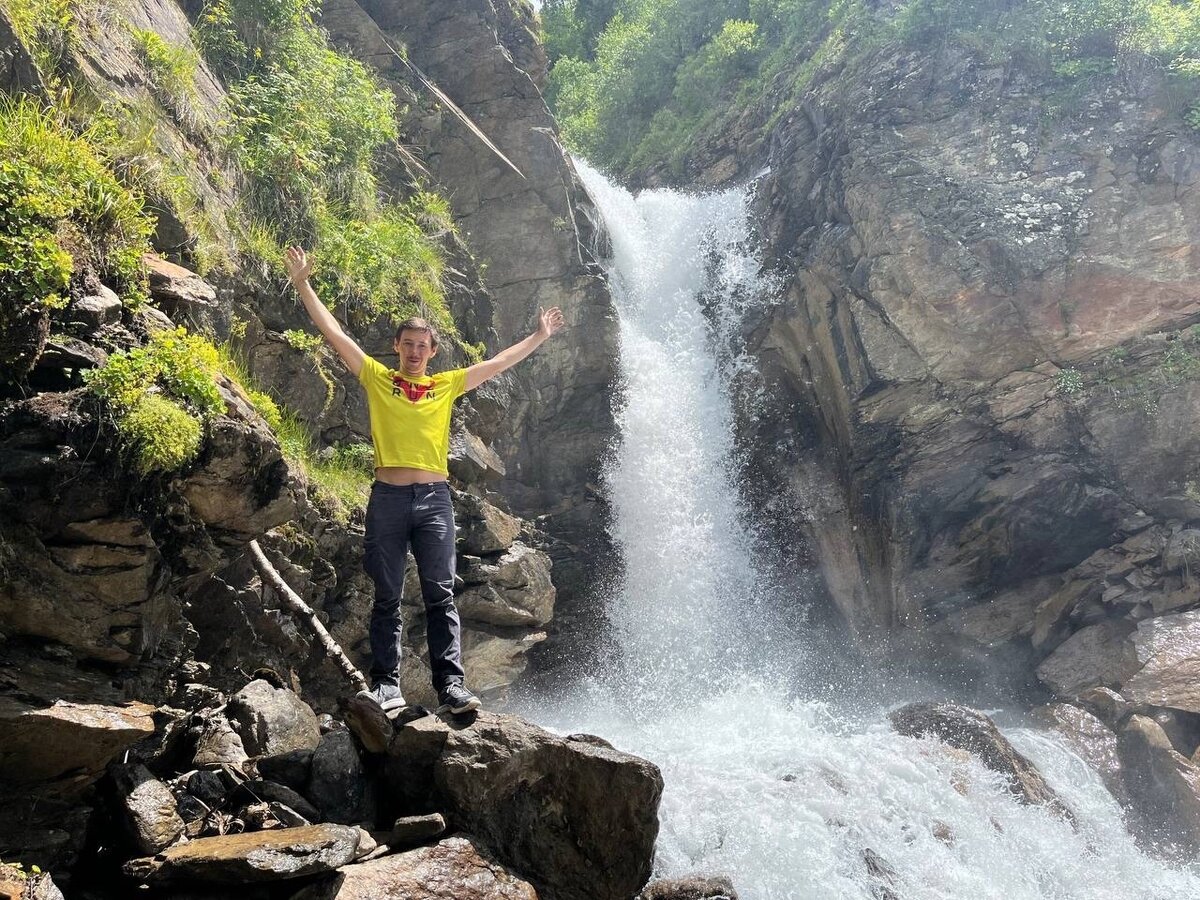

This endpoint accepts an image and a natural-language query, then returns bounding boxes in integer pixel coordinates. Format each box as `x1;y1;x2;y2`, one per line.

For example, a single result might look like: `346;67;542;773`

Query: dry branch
248;539;369;694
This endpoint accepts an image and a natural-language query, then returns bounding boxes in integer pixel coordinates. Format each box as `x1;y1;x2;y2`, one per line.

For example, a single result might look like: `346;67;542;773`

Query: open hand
537;306;565;339
284;246;314;284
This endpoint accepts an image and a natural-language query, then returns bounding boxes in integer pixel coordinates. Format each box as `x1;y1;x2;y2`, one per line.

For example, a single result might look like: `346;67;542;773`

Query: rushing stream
511;163;1200;899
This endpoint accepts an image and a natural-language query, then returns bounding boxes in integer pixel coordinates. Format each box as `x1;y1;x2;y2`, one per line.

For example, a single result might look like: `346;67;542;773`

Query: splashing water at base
508;162;1200;899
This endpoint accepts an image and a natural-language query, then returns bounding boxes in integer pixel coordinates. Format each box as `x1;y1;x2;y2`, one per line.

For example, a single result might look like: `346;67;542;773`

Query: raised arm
465;306;565;391
284;246;366;378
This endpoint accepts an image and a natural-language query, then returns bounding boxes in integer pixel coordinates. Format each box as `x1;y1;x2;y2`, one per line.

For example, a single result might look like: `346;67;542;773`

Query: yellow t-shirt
358;356;467;476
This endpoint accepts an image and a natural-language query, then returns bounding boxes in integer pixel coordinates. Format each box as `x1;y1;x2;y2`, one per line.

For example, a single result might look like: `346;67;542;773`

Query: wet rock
455;492;521;554
226;680;320;757
1117;715;1200;855
1034;703;1127;804
456;543;556;626
1035;619;1139;696
125;823;360;884
308;730;373;825
0;699;156;796
1121;609;1200;713
385;711;662;900
890;702;1072;820
111;763;185;855
256;749;313;790
290;835;537;900
638;875;739;900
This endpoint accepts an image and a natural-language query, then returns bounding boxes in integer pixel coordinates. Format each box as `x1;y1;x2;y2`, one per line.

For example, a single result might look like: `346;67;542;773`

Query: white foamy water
509;161;1200;899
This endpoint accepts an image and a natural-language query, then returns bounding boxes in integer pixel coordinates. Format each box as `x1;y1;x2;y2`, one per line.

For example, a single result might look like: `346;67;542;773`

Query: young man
283;246;565;714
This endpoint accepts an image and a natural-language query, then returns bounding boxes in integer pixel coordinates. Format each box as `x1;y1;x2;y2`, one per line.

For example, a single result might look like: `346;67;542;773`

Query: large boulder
385;712;662;900
225;680;321;757
291;836;538;900
1120;609;1200;713
1034;702;1128;805
124;824;360;884
110;763;185;855
0;699;156;797
456;543;556;627
889;702;1072;820
455;491;522;555
1035;619;1139;696
307;730;374;825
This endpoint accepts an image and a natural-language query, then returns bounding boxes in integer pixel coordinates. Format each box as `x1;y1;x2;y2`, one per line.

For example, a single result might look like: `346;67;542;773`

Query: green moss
0;96;154;320
87;327;224;473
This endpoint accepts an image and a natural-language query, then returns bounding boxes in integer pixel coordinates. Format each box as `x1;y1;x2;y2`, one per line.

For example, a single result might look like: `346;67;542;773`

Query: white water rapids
511;163;1200;899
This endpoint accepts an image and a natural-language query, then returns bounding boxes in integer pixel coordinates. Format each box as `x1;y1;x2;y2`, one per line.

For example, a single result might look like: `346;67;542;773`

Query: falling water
511;162;1200;899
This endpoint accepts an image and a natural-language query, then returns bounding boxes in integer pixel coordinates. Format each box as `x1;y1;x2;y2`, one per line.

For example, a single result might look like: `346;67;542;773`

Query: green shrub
0;96;154;315
87;327;224;473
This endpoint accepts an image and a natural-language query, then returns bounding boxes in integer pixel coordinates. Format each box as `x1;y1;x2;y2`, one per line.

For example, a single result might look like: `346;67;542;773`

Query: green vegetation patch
0;0;77;81
543;0;1200;176
195;0;468;351
87;327;223;473
131;28;200;124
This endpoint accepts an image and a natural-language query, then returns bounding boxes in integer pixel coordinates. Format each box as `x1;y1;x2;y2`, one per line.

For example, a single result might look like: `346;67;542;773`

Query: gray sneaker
356;682;406;712
437;683;480;715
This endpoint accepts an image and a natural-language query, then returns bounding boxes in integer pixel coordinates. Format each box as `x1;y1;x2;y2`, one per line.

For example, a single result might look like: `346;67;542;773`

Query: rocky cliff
650;35;1200;849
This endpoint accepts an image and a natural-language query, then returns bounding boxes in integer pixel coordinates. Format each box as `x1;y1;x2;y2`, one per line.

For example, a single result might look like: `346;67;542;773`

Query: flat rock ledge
124;824;360;884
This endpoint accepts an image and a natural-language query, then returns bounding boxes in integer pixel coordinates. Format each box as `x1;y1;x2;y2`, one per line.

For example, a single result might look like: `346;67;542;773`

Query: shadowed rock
638;875;739;900
110;763;185;855
226;680;320;757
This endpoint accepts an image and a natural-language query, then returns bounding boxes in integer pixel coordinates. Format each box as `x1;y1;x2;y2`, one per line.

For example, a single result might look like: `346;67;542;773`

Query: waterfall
511;162;1200;899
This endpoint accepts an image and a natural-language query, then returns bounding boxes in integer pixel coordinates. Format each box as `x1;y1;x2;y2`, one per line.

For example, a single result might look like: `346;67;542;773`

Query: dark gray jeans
362;481;464;690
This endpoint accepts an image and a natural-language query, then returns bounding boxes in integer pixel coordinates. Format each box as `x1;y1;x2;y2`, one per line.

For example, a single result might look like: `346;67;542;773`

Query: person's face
394;329;437;376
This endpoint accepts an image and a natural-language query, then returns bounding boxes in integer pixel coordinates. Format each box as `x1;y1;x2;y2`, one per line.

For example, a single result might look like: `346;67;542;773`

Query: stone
69;285;122;328
226;680;320;757
1121;609;1200;713
1077;687;1133;727
36;337;108;371
256;749;313;790
387;813;446;846
111;763;185;855
448;429;507;482
889;702;1072;820
384;711;662;900
185;769;229;807
1118;715;1200;854
455;491;522;555
232;781;320;824
0;699;155;796
308;730;373;825
1164;530;1200;575
1033;703;1127;804
291;835;538;900
340;696;394;755
1035;619;1139;696
455;543;556;627
190;714;249;768
125;823;360;884
144;254;217;322
0;867;64;900
638;875;739;900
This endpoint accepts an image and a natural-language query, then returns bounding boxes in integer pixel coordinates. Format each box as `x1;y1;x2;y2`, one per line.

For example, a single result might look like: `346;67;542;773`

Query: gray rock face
455;491;522;555
1036;619;1140;696
457;543;556;627
387;813;447;846
1035;703;1128;805
190;713;249;769
226;680;321;758
639;876;739;900
385;711;662;900
1121;609;1200;713
889;702;1072;820
290;836;538;900
307;730;373;825
125;823;360;884
111;763;185;855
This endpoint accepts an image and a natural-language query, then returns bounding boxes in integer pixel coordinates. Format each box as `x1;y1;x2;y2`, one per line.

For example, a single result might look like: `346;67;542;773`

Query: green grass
86;327;224;473
0;0;77;82
130;28;201;127
0;95;154;320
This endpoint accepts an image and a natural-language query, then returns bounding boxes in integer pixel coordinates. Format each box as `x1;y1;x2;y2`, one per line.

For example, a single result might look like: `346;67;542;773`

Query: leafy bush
0;96;154;313
87;327;223;473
